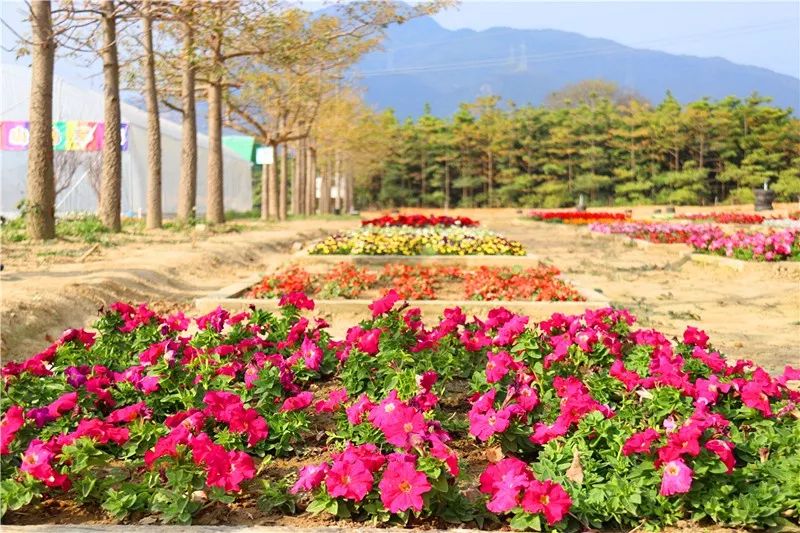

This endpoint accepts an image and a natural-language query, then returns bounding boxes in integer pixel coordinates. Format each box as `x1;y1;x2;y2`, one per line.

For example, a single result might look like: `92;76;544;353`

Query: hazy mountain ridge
355;16;800;117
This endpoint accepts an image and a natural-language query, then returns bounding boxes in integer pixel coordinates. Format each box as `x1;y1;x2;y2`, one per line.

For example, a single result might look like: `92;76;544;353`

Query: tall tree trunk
268;142;278;220
260;162;269;220
206;76;224;223
278;142;287;221
142;0;161;229
306;145;315;215
320;159;331;214
292;140;303;215
443;160;450;210
333;149;342;213
25;0;56;240
176;20;197;223
487;151;493;208
345;168;354;213
99;0;122;232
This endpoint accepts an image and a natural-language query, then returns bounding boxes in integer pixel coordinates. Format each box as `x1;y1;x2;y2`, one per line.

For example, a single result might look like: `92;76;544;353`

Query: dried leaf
565;447;584;484
484;446;504;463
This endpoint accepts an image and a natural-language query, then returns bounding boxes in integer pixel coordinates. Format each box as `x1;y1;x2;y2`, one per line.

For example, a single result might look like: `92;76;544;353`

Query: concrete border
689;253;800;273
289;249;541;267
195;274;610;319
1;527;482;533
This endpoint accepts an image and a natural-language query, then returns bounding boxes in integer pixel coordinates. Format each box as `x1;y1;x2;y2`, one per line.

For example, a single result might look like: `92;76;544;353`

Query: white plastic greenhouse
0;64;253;218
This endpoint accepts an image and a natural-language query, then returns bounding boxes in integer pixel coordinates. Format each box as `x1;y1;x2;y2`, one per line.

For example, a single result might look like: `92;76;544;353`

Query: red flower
479;457;533;513
0;405;25;454
278;292;315;311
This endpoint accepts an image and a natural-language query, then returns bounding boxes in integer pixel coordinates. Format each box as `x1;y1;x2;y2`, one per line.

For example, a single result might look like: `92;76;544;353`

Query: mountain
354;16;800;117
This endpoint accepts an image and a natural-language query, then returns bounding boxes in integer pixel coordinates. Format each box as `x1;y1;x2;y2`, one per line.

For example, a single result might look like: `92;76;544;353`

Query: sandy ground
2;206;799;373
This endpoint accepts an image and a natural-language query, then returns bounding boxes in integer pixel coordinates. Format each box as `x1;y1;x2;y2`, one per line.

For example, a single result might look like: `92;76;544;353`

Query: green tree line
357;86;800;208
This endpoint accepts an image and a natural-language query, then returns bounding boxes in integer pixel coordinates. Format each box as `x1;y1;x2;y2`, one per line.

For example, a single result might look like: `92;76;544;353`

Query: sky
1;1;799;85
431;1;800;78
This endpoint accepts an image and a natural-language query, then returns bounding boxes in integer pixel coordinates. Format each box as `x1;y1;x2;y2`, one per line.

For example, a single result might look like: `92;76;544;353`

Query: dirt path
0;219;357;360
2;208;798;373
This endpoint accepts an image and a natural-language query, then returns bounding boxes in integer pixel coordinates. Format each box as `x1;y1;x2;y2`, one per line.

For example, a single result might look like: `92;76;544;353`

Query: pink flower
20;439;70;489
315;388;348;414
206;449;256;492
280;392;313;412
622;428;660;456
369;289;400;317
741;380;772;417
228;408;269;446
659;458;693;496
299;336;323;371
368;390;402;428
705;439;736;474
478;457;532;513
0;406;25;454
346;394;375;425
357;328;382;355
379;459;431;513
291;463;330;494
469;408;511;441
485;351;513;383
325;458;374;501
106;402;150;424
46;391;78;420
381;405;427;448
279;292;315;311
521;479;573;525
683;326;709;348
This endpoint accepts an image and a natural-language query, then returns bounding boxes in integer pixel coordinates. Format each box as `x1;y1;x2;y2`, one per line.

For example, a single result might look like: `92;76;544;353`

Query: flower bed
2;298;799;529
590;222;800;261
361;214;478;228
246;263;584;302
308;227;526;256
527;211;628;224
675;213;765;225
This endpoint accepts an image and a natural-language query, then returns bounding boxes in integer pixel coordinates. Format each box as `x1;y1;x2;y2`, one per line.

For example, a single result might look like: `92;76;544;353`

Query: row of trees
18;0;443;239
355;86;800;208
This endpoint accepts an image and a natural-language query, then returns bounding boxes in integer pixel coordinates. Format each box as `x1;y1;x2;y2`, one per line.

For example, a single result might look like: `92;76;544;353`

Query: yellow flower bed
308;227;526;256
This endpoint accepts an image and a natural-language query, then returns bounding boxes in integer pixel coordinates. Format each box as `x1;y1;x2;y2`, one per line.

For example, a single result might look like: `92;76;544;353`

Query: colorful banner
0;121;129;151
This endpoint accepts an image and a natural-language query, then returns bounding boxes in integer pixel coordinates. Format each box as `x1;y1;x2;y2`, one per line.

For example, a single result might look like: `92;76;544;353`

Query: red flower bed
361;214;479;228
247;263;583;302
676;212;765;224
528;211;628;225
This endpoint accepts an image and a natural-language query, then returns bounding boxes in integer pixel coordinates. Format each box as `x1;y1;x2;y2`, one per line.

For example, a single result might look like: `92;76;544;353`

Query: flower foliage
307;227;526;256
361;214;478;228
1;298;798;530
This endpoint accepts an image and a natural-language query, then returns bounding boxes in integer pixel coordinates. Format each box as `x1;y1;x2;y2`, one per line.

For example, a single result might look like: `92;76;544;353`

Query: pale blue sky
430;1;799;78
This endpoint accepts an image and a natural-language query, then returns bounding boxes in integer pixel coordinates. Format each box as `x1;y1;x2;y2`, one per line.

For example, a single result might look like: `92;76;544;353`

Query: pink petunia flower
315;388;348;414
485;351;513;383
280;392;314;412
278;292;315;310
622;428;660;456
705;439;736;474
378;458;431;513
290;463;330;494
0;405;25;454
479;457;532;513
659;458;693;496
469;408;511;442
325;458;374;501
369;289;400;317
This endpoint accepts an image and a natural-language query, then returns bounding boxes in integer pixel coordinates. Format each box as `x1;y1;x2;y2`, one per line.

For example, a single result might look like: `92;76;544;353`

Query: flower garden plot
361;214;479;228
2;299;799;530
246;264;586;302
527;211;628;225
307;226;526;257
195;264;609;322
590;222;800;263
